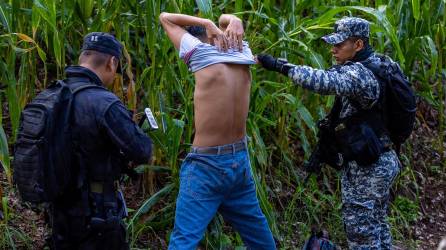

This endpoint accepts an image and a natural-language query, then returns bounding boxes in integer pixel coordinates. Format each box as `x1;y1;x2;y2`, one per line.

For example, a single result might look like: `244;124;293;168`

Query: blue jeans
169;140;276;250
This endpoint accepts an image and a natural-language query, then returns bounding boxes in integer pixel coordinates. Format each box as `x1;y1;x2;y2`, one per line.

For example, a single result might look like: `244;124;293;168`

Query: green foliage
0;0;444;248
392;196;419;225
0;125;11;184
389;195;420;246
0;197;32;249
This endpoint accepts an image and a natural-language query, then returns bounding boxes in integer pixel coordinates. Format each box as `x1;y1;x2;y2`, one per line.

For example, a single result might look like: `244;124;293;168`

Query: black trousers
48;208;129;250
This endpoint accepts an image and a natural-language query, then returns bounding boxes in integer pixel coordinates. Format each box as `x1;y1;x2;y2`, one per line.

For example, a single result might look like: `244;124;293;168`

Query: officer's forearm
103;103;153;164
287;65;351;95
129;135;152;164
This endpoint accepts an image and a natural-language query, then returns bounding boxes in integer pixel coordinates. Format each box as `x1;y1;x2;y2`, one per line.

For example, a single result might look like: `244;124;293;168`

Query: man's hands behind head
217;14;244;52
224;17;244;51
159;13;244;52
205;20;243;52
205;21;229;52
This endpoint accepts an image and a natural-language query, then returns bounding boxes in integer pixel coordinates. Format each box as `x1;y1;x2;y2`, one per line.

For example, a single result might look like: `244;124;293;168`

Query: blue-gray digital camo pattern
342;150;400;250
287;52;401;249
287;53;384;119
322;17;370;44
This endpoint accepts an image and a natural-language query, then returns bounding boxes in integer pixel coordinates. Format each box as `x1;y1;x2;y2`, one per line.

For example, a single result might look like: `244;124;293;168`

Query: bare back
170;31;256;146
193;64;251;146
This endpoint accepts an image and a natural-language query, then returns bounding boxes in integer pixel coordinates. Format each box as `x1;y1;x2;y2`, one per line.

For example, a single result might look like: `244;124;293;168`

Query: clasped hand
205;19;243;52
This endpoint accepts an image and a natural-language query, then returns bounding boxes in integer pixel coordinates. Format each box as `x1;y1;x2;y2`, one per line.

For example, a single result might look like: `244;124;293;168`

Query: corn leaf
0;124;11;184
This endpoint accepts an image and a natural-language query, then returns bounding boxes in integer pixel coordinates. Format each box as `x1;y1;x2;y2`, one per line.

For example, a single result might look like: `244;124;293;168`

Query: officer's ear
353;38;364;52
105;56;118;73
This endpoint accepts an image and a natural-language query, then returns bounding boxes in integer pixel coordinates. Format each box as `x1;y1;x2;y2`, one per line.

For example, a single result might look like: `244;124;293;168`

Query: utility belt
90;180;120;194
190;138;247;155
88;180;128;231
332;119;392;166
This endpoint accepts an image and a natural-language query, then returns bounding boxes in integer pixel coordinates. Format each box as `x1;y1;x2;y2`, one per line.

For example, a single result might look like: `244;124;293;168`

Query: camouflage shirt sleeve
287;62;380;109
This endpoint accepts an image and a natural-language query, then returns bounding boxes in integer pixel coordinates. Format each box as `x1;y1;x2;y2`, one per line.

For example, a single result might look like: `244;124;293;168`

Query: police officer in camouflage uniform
49;32;152;249
257;17;401;249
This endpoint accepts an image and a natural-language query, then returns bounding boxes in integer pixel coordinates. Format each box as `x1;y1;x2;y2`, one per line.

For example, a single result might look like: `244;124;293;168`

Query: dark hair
79;50;114;68
185;26;207;39
348;36;369;47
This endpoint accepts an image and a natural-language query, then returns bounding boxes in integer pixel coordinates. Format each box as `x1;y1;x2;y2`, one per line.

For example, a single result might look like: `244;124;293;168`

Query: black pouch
334;122;383;166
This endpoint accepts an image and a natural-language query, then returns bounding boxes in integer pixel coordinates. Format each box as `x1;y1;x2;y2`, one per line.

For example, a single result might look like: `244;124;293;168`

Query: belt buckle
90;182;104;193
335;123;346;132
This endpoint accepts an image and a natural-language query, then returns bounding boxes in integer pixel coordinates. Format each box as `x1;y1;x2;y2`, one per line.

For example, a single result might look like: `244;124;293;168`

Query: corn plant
0;124;11;184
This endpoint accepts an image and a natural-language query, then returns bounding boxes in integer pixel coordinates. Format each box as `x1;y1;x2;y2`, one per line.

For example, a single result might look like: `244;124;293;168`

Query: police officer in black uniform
49;32;152;249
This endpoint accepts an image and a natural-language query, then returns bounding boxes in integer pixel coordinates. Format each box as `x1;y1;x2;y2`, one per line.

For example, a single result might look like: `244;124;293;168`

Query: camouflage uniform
287;18;401;249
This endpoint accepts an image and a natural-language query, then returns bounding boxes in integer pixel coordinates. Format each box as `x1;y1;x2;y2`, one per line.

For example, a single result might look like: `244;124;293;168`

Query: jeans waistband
191;138;247;155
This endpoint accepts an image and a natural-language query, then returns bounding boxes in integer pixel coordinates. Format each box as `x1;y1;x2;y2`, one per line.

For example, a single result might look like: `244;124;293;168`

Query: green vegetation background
0;0;444;249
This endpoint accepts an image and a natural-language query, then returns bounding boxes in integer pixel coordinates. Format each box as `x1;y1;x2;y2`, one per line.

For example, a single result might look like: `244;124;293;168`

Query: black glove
303;144;323;174
257;53;293;75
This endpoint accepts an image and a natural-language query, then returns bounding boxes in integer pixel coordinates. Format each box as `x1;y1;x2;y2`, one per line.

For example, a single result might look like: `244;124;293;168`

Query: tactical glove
303;144;323;174
257;53;293;75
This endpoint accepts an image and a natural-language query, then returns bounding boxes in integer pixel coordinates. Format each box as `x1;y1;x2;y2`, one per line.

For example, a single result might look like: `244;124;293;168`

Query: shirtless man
159;12;276;249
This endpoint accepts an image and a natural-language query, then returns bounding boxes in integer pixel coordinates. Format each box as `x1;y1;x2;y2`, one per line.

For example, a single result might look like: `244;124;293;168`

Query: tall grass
0;0;444;248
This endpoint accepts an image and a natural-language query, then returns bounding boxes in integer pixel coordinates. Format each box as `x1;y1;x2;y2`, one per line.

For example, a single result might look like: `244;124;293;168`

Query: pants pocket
244;166;255;187
185;160;224;200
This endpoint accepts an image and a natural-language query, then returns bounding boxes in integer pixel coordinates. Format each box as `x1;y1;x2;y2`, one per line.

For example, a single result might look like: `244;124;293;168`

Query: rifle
303;118;343;179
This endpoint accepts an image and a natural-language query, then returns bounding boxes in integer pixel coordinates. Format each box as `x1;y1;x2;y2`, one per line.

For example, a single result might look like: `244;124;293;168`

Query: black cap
82;32;123;59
